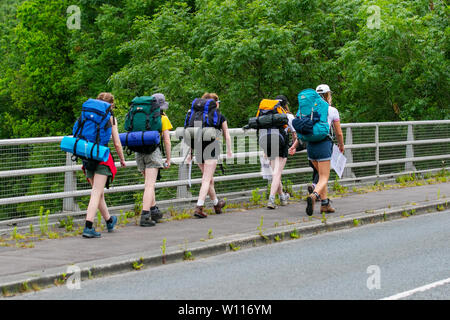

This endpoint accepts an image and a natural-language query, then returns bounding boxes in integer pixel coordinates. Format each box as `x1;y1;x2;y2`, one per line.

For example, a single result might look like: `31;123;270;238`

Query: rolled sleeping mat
247;113;288;129
119;131;160;147
60;136;110;162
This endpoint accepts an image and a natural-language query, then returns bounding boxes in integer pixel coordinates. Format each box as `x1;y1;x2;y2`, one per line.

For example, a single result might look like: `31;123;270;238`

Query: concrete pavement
0;182;449;297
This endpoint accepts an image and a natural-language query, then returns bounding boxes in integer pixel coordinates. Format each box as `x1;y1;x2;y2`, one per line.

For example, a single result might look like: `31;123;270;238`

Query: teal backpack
294;89;330;142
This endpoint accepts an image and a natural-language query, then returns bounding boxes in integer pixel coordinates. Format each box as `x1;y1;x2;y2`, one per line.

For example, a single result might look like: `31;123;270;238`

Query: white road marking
381;277;450;300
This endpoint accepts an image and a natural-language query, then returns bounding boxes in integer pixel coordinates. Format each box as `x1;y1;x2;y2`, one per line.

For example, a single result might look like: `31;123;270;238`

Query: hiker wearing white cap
310;84;344;214
290;84;344;215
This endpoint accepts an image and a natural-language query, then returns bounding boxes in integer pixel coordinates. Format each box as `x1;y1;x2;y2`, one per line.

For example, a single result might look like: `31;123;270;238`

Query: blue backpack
184;98;221;129
293;89;330;142
72;99;113;159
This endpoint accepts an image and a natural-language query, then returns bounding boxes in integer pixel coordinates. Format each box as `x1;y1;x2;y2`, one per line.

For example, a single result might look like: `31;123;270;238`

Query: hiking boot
194;206;207;219
320;200;335;214
151;206;163;223
106;215;118;233
214;199;226;214
140;212;156;227
306;193;319;216
82;227;101;238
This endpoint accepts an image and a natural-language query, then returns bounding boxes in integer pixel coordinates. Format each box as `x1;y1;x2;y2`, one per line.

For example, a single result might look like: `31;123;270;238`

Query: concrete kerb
1;197;448;297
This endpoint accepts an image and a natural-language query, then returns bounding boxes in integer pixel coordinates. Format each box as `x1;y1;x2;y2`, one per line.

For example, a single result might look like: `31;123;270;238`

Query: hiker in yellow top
137;93;172;227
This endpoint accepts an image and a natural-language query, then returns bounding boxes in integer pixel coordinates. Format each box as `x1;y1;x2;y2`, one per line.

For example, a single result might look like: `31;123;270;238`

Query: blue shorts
307;138;333;162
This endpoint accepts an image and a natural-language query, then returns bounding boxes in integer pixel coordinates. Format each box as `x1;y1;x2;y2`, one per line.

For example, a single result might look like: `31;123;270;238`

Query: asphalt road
12;210;450;300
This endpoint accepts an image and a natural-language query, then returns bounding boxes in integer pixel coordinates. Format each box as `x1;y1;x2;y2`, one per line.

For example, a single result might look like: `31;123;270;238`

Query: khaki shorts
136;147;164;172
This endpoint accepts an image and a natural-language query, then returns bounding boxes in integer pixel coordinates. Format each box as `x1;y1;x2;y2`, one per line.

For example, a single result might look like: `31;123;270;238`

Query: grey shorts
136;147;164;172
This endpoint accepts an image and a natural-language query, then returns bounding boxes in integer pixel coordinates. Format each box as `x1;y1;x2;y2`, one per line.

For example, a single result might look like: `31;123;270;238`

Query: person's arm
162;129;171;168
221;121;232;158
288;139;299;156
333;120;345;153
110;118;126;167
288;114;298;156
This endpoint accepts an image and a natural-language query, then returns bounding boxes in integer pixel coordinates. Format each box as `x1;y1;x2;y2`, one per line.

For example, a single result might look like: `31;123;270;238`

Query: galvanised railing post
375;125;380;176
343;127;355;179
405;124;416;172
63;153;78;212
177;142;192;199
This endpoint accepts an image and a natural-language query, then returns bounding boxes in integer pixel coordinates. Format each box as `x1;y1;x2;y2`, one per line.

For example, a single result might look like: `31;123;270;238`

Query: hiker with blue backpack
62;92;127;238
183;93;232;218
291;85;344;216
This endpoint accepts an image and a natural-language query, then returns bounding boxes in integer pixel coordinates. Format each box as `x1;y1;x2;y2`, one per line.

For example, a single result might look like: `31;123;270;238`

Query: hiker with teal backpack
123;93;172;227
291;85;344;216
68;92;126;238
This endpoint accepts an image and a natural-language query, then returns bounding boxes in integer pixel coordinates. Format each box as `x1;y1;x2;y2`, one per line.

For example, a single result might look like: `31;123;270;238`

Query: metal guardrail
1;120;449;221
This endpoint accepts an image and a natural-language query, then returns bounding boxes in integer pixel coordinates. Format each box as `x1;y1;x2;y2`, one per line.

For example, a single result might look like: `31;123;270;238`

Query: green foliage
38;207;50;235
338;0;449;122
290;229;300;239
250;188;262;205
0;0;448;140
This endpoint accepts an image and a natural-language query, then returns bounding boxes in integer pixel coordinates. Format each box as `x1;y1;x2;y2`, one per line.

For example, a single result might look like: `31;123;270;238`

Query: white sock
197;199;205;206
280;193;286;201
269;195;275;203
212;198;219;206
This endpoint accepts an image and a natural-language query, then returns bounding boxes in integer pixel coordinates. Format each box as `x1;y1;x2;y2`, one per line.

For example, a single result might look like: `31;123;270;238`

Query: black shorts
259;129;288;159
194;140;221;163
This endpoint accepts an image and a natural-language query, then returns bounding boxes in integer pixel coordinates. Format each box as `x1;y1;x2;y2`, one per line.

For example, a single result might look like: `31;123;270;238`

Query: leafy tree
337;0;449;121
1;0;74;138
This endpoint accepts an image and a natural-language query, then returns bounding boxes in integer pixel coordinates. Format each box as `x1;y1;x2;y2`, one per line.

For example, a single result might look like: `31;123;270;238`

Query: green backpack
124;96;163;154
124;96;163;133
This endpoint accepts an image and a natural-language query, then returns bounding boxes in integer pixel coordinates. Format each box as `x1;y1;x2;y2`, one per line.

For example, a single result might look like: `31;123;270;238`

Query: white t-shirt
286;113;296;134
328;106;340;127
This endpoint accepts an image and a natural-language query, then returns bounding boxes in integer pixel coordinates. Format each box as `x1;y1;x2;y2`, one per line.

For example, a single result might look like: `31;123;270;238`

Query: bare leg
198;161;218;201
86;174;109;222
270;157;287;197
197;160;218;203
142;168;159;211
312;160;330;200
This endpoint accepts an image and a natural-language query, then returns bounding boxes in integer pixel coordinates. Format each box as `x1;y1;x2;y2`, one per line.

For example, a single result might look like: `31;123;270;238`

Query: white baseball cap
316;84;332;94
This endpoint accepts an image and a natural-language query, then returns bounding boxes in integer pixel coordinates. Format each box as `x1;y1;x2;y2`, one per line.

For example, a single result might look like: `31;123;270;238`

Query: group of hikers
63;85;344;239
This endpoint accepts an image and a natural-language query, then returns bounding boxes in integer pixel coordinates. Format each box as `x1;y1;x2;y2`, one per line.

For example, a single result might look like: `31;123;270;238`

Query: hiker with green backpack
291;85;344;216
123;93;172;227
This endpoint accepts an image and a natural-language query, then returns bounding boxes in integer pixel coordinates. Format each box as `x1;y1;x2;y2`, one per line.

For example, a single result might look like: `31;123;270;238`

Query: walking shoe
151;206;163;223
267;199;277;209
82;227;101;238
140;212;156;227
320;199;335;214
307;185;314;195
194;206;207;218
213;199;226;214
280;193;289;206
106;215;118;233
306;193;319;216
